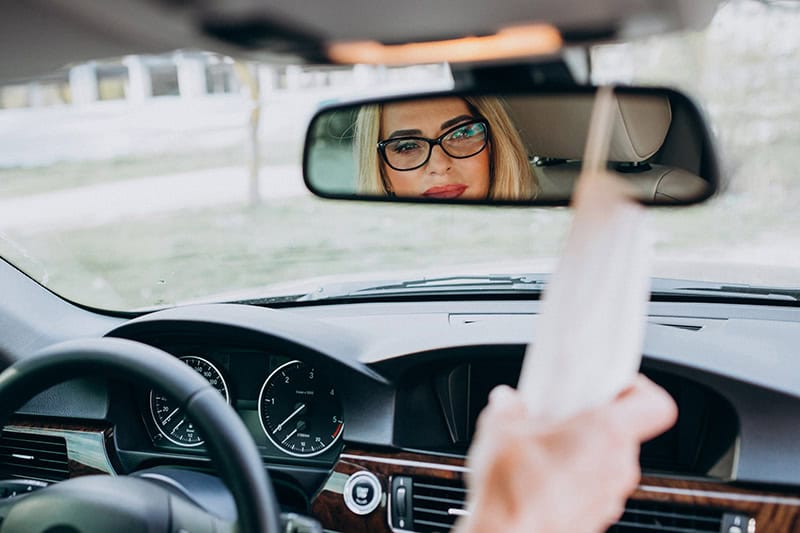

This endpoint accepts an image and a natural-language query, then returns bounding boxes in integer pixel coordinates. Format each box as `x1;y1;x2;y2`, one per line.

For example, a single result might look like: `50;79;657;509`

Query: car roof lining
0;0;722;83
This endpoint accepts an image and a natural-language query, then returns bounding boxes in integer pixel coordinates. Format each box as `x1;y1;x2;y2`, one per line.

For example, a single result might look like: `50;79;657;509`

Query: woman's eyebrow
385;114;473;139
440;114;474;130
386;128;422;139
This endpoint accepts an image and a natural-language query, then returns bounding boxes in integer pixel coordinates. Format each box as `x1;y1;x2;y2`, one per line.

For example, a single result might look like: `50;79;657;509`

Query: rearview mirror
302;87;719;205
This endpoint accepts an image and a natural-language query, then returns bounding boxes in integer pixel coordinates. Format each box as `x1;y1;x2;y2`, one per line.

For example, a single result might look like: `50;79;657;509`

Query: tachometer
149;356;229;447
258;360;344;457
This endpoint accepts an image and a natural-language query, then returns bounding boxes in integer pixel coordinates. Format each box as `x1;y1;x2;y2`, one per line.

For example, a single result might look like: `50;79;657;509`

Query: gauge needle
281;428;298;444
171;418;185;434
163;407;180;424
276;404;306;432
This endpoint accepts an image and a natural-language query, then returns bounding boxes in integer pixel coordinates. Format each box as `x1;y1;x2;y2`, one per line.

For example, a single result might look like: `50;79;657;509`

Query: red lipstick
422;184;468;199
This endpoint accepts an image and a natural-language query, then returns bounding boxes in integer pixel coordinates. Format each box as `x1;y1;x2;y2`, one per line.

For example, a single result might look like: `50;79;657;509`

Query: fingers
483;376;677;445
484;384;528;419
472;385;525;440
612;375;678;442
488;384;517;407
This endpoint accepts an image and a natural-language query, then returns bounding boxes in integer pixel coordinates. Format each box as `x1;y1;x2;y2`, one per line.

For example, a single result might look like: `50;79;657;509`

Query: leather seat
533;162;710;203
505;93;711;202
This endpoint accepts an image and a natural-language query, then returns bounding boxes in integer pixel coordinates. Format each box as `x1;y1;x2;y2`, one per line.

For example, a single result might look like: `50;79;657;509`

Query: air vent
0;431;69;482
608;500;723;532
411;478;466;533
393;478;732;533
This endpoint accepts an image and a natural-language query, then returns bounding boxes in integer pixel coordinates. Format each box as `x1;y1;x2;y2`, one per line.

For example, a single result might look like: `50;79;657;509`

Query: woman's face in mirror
380;98;491;199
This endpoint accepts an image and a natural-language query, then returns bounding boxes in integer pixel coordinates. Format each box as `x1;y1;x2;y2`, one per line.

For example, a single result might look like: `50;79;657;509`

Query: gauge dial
149;356;229;447
259;360;344;457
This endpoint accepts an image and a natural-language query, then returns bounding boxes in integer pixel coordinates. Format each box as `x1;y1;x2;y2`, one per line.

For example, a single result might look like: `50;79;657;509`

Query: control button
722;513;753;533
396;486;407;516
391;476;414;529
343;471;381;515
353;481;374;506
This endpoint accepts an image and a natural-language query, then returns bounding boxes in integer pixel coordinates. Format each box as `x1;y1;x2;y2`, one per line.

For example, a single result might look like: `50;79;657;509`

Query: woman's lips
422;183;468;199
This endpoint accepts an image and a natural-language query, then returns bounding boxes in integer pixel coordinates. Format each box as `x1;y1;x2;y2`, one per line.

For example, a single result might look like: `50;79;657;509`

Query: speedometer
149;356;229;447
258;360;344;457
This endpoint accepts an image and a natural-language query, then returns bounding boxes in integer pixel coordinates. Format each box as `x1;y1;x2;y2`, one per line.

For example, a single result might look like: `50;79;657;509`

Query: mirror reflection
304;90;716;204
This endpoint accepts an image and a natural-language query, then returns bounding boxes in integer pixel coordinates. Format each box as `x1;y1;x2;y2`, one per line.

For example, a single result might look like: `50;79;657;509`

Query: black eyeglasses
377;119;489;171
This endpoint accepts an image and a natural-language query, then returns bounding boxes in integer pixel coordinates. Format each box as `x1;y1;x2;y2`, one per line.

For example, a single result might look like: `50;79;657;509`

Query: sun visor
507;94;672;163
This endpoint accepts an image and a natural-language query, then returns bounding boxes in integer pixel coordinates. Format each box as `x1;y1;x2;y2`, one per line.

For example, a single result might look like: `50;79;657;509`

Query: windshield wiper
237;277;798;306
300;277;799;303
297;274;548;302
650;279;800;302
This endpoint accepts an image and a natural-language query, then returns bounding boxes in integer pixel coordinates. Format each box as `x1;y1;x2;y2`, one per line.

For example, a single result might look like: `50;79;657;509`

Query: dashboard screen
395;358;738;478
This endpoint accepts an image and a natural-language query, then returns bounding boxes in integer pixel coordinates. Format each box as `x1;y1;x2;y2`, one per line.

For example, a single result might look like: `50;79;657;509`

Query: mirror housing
302;86;719;206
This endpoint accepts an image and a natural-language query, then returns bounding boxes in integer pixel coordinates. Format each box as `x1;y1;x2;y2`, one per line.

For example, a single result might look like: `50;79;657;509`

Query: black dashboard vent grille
400;480;725;533
608;500;723;532
0;430;69;482
411;477;467;532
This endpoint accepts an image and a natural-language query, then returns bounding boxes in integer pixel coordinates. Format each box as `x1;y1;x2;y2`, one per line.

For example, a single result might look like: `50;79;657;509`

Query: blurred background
0;0;797;310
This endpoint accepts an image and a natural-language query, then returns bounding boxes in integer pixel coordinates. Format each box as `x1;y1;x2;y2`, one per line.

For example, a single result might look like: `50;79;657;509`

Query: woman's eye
391;141;422;154
450;123;484;141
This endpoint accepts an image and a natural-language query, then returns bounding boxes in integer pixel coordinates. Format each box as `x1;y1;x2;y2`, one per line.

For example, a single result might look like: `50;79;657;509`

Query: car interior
1;1;799;532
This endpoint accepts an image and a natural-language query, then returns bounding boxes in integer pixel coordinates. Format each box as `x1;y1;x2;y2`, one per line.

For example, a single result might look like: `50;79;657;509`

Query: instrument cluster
143;348;344;460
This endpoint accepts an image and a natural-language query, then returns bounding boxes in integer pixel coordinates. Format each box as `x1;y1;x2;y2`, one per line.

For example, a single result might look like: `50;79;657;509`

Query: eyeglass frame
376;118;490;172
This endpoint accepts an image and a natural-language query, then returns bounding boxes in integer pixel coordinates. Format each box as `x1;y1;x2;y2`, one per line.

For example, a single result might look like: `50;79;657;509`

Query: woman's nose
426;144;452;173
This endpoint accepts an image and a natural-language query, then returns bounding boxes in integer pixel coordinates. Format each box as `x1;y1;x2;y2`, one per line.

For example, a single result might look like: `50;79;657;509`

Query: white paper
517;87;654;422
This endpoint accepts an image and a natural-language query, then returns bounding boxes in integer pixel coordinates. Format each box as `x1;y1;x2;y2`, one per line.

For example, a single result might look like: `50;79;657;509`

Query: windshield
0;1;798;311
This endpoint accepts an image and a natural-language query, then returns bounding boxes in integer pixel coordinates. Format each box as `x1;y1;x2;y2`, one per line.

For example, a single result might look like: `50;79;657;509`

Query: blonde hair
354;96;538;200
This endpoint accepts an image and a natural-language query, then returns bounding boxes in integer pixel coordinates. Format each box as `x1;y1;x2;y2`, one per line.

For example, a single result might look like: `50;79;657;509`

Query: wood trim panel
5;419;109;434
3;419;115;478
631;477;800;531
312;447;800;532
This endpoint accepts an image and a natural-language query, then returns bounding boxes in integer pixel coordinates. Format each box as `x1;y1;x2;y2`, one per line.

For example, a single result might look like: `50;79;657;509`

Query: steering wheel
0;337;282;533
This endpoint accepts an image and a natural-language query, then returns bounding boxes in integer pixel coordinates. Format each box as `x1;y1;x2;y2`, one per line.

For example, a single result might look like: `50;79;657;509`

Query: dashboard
4;294;800;532
111;329;738;478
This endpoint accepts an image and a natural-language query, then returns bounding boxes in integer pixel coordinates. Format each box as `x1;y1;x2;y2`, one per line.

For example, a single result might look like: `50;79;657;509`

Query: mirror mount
451;59;578;92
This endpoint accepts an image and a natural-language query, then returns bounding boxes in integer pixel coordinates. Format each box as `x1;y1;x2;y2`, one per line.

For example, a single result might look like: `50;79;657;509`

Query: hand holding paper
517;86;654;422
457;377;677;533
